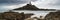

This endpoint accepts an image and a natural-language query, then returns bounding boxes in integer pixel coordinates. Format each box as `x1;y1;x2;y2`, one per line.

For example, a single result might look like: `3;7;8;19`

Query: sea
13;10;56;18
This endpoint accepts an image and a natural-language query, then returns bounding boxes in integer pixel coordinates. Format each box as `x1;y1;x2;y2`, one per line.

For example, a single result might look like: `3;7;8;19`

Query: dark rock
45;10;60;20
14;4;40;10
0;11;34;20
13;4;56;11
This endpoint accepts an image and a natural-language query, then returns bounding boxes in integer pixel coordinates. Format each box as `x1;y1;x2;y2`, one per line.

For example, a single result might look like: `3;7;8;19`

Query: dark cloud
31;0;37;2
0;0;37;11
0;0;37;4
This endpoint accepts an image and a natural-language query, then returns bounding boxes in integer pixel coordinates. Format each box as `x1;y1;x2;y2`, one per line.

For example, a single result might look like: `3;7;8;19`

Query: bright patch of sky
32;0;60;9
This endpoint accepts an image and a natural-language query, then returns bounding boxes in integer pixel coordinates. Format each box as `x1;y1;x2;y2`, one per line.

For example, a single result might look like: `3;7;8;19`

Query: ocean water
14;10;56;18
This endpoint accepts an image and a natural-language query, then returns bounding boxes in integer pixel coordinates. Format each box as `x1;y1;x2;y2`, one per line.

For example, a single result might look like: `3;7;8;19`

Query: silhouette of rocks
25;13;34;19
13;4;56;11
0;11;34;20
14;4;40;10
45;10;60;20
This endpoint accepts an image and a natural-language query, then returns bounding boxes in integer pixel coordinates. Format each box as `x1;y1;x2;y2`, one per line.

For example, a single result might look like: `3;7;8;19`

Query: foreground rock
45;10;60;20
0;11;34;20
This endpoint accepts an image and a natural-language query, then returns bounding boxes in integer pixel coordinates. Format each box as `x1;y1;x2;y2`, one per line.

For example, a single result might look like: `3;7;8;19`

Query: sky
0;0;60;12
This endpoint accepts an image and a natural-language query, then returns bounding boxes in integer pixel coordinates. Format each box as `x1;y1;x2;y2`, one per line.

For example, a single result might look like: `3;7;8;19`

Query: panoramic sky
0;0;60;12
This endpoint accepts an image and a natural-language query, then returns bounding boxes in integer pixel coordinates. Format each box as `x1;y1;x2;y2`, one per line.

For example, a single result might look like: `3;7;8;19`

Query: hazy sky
0;0;60;11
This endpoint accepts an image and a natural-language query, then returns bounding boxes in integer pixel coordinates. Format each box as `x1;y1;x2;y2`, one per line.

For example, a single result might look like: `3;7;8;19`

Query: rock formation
13;3;56;11
13;4;40;10
0;10;34;20
45;10;60;20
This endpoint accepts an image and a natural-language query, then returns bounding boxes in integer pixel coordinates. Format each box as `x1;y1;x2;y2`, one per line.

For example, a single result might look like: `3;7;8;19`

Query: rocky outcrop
45;10;60;20
14;4;40;10
0;11;34;20
13;4;56;11
25;13;34;19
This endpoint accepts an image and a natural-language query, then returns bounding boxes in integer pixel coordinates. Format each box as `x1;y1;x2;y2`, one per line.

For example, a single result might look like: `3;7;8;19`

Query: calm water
14;10;56;18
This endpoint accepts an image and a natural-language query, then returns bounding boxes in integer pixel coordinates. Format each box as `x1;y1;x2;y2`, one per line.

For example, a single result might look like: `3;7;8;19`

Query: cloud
0;4;26;12
0;0;37;11
0;0;37;5
46;0;60;6
32;0;60;9
1;0;60;12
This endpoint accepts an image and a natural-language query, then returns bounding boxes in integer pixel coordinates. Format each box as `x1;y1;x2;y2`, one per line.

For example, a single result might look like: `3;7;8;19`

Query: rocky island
13;2;56;11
